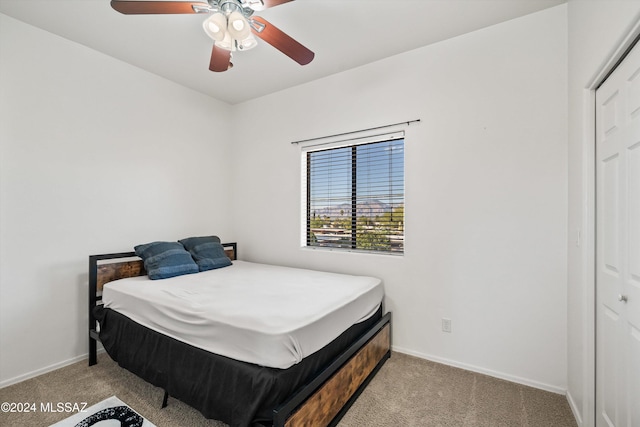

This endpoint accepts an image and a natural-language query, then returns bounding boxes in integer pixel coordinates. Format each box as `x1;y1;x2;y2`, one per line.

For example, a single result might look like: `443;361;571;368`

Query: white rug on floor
49;396;156;427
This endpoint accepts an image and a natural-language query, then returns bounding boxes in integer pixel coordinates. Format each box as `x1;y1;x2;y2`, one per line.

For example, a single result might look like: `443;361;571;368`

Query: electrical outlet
442;318;451;333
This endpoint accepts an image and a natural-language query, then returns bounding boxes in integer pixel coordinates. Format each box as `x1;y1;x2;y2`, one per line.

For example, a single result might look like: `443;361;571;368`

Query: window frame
301;131;405;255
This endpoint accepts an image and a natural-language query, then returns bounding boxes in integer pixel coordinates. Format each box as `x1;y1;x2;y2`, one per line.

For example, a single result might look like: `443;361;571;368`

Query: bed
88;241;392;427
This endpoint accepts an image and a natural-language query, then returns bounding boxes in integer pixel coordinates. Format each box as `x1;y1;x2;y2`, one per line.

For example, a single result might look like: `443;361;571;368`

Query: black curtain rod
290;119;421;145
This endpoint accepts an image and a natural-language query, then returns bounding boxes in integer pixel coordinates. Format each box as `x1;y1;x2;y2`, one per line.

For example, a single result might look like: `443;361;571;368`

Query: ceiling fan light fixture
215;31;257;52
216;31;234;51
227;11;251;39
203;12;227;42
237;33;258;50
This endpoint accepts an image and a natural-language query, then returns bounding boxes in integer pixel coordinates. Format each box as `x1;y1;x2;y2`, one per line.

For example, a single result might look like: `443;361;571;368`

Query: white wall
231;6;568;392
0;14;234;385
566;1;640;426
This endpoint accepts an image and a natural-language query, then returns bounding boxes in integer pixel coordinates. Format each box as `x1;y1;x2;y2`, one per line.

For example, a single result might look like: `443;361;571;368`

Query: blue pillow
134;241;199;280
179;236;232;272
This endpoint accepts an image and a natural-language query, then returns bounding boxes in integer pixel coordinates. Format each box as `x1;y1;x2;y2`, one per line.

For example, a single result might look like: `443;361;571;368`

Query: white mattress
102;260;383;369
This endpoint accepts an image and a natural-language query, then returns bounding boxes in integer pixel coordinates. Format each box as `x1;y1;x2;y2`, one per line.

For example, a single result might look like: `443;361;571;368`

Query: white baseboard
0;348;105;389
566;390;583;427
391;345;567;395
3;344;571;404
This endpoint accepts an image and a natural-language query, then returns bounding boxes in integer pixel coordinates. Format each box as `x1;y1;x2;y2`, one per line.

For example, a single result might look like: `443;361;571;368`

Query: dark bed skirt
94;305;383;427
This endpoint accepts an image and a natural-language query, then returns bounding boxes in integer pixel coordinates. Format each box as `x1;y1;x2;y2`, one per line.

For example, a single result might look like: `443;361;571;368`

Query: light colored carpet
0;352;576;427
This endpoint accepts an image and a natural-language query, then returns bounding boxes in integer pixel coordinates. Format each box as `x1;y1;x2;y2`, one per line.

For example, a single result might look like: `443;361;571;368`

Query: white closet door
596;40;640;427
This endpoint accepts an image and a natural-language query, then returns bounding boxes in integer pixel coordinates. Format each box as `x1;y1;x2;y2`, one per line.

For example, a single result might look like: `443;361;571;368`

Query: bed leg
161;390;169;409
89;336;97;366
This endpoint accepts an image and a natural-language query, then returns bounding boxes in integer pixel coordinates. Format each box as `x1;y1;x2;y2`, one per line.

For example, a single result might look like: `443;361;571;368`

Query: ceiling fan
110;0;314;72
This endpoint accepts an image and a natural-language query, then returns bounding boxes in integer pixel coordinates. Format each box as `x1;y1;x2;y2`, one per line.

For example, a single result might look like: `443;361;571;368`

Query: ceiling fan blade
248;0;294;12
251;16;314;66
209;44;232;72
110;1;210;14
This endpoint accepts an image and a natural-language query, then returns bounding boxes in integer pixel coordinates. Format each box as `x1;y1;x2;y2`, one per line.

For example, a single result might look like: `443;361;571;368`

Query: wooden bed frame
88;242;392;427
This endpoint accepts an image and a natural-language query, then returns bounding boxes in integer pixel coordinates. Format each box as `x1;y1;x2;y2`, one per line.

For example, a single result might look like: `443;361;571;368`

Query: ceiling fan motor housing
207;0;255;17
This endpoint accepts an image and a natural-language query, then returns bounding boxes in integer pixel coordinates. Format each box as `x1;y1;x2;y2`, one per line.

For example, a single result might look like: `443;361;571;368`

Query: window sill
300;246;404;257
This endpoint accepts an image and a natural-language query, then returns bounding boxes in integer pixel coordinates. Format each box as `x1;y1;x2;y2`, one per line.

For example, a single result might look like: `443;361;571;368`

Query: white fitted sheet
102;261;383;369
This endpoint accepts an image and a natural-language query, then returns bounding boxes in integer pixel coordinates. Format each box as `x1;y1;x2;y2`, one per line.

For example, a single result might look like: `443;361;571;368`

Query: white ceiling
0;0;566;104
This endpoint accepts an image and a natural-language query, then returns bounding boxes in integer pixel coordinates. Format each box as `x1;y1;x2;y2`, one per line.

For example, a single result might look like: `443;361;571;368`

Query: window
303;135;404;254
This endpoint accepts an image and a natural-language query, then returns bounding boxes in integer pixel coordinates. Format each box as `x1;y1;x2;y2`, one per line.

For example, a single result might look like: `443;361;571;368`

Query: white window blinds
303;136;404;254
